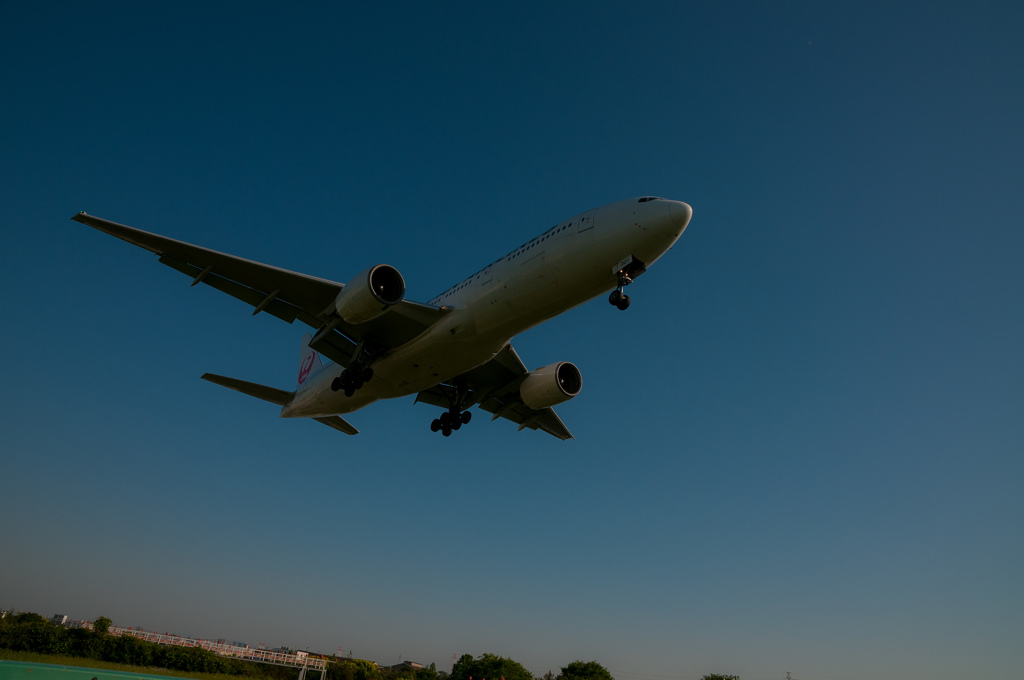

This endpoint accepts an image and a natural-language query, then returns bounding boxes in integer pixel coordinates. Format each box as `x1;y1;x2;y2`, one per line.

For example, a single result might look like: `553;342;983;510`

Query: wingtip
71;211;87;222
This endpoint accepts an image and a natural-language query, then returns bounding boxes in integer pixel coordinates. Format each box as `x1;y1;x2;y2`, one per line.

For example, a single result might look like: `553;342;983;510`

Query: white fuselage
282;197;692;418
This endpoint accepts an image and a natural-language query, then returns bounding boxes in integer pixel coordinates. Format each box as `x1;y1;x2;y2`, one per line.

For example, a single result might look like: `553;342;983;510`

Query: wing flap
158;255;307;325
476;395;575;440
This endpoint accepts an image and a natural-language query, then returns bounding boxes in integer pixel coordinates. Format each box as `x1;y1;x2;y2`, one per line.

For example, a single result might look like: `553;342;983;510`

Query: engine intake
520;361;582;410
334;264;406;324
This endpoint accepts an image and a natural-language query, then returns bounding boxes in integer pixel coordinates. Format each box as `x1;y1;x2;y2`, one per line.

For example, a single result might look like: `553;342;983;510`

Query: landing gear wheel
430;419;441;432
344;386;355;398
616;294;631;310
362;367;374;382
434;379;473;437
609;289;622;306
331;377;341;392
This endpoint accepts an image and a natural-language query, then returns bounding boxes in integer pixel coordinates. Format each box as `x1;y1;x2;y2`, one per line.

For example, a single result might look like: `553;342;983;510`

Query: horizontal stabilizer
312;415;360;436
201;373;294;406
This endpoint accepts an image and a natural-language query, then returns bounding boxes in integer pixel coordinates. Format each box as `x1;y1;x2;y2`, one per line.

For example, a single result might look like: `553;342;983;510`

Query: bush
0;614;69;655
451;653;533;680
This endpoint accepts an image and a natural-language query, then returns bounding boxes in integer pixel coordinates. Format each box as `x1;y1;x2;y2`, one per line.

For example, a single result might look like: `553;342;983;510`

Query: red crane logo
298;353;315;384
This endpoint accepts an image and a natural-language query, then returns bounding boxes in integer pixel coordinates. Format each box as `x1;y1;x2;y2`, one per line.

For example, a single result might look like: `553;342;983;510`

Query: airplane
72;196;692;440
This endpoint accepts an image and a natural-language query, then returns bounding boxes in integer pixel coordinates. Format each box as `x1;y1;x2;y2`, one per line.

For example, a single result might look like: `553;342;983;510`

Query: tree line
0;613;291;678
1;612;737;680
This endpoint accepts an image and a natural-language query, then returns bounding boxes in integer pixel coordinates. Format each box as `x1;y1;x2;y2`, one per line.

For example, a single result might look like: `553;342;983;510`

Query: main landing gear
331;365;373;397
330;340;377;398
429;379;473;437
430;409;472;437
609;270;632;310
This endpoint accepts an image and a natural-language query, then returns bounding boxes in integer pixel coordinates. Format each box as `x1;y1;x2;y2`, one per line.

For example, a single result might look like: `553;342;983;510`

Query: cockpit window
637;196;660;203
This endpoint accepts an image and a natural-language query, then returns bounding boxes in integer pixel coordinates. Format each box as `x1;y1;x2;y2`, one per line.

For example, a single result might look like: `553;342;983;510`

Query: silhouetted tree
450;653;533;680
452;654;474;680
93;616;112;634
416;662;448;680
557;661;613;680
329;658;383;680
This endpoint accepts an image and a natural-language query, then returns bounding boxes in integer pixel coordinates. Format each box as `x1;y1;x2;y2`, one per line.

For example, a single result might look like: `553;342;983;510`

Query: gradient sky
2;3;1022;680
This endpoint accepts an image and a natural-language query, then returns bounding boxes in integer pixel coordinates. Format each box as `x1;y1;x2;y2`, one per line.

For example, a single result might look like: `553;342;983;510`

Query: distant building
51;615;68;626
388;661;424;672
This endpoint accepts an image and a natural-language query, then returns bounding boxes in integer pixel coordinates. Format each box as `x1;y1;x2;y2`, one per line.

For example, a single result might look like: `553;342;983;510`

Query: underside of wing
73;213;450;369
74;212;343;326
415;344;575;441
480;398;574;441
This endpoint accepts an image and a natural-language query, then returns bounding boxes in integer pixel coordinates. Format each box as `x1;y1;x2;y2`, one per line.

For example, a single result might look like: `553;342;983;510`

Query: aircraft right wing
73;213;450;367
414;344;575;440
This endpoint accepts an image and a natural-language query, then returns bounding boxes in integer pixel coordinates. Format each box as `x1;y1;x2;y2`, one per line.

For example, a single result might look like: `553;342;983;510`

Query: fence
107;625;327;678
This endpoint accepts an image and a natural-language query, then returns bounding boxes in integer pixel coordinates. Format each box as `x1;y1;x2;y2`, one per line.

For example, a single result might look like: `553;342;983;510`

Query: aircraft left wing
72;213;449;367
415;344;575;440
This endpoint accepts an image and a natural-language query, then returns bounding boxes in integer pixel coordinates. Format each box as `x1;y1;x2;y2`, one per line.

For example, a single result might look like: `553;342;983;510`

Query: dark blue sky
2;3;1022;680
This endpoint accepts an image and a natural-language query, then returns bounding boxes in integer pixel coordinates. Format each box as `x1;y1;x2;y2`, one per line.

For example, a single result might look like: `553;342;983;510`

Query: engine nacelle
334;264;406;324
520;361;582;410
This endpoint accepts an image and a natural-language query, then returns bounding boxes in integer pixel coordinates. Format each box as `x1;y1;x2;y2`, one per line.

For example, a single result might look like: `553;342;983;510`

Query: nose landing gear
609;288;631;310
608;256;646;311
609;270;632;310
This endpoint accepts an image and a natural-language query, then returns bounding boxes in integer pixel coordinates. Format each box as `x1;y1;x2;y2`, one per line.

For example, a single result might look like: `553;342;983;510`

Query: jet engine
334;264;406;324
520;361;582;410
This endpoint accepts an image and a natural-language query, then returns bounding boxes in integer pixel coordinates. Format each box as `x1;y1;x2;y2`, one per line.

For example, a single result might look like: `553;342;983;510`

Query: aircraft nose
669;201;693;229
